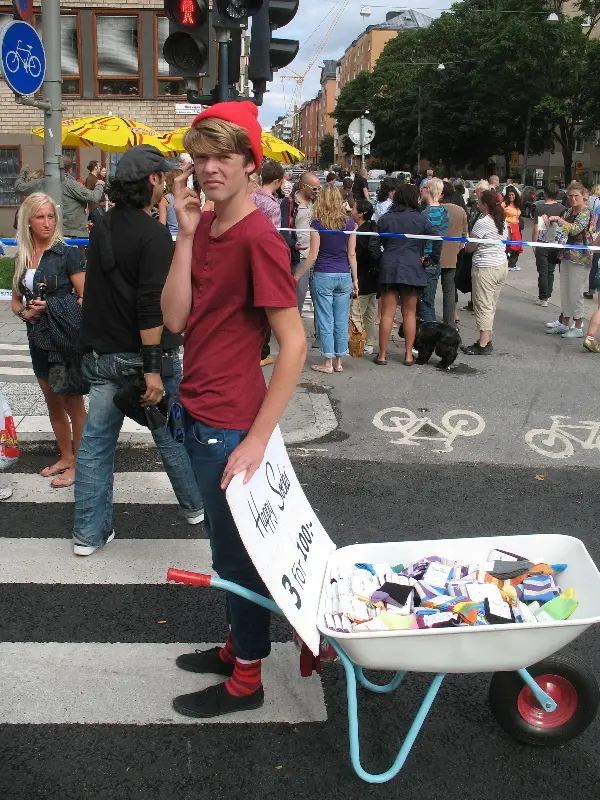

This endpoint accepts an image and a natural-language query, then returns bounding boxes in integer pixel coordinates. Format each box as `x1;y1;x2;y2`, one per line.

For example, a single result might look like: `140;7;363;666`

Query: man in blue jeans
162;102;306;719
73;145;204;556
419;177;447;322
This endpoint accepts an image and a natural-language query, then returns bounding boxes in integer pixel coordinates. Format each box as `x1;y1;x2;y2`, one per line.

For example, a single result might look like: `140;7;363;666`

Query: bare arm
362;187;370;201
158;197;168;226
347;232;358;287
70;271;85;302
294;229;319;282
161;167;201;333
221;306;307;488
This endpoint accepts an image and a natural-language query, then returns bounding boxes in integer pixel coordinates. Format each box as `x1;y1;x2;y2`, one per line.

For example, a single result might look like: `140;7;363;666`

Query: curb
16;391;339;448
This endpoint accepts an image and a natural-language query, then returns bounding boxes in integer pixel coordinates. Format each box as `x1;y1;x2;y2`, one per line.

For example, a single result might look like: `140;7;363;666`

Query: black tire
489;655;599;746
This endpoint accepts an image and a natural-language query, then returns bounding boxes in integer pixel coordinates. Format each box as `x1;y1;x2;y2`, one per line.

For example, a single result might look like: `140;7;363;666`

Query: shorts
379;282;423;297
29;342;50;380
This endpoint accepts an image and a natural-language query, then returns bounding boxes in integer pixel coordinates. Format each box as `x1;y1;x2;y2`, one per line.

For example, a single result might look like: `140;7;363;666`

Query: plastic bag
0;391;19;471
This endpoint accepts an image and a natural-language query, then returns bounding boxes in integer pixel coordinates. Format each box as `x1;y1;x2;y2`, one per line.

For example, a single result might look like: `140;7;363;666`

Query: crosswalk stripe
0;642;327;724
0;538;213;584
0;354;32;362
0;366;34;376
15;415;148;435
5;472;176;503
0;343;30;351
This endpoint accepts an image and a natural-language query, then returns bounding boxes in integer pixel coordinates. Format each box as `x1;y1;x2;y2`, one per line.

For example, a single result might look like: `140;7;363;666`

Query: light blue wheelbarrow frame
167;571;558;785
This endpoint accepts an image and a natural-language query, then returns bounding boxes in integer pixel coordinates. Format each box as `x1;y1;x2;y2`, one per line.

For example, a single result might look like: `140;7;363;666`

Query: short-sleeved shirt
422;205;449;258
311;217;355;273
251;189;282;228
471;215;508;268
180;210;297;430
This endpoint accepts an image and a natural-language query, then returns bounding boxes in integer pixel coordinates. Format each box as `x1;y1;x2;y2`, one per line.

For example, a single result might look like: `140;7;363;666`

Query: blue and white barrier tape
2;232;599;252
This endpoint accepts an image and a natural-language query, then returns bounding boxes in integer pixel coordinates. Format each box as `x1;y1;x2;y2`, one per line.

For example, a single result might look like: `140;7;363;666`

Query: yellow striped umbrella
32;116;178;155
159;127;305;164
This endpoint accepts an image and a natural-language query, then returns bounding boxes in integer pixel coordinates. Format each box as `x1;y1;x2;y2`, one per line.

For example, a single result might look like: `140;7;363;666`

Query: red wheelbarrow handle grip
166;568;212;587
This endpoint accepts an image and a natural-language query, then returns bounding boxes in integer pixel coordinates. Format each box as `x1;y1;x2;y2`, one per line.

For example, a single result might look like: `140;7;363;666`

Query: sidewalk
0;301;338;446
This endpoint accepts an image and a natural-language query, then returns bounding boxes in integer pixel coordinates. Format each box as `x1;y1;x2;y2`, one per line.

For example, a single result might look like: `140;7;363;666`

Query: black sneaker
461;341;493;355
173;682;265;719
175;646;235;676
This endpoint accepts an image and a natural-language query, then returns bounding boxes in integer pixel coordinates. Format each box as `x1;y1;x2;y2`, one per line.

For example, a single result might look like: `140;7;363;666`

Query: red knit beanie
190;101;263;172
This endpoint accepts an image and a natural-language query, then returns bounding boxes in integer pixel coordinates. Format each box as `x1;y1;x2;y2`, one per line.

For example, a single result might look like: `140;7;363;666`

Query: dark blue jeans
74;352;203;548
418;262;441;322
184;417;271;661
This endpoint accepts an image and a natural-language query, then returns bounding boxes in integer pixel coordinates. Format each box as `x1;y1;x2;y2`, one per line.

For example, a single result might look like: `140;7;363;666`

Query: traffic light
163;0;210;77
213;0;262;29
248;0;299;92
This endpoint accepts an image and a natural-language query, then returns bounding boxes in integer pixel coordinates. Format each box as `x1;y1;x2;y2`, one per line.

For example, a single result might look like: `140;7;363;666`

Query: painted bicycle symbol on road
4;40;42;77
525;415;600;459
372;408;485;453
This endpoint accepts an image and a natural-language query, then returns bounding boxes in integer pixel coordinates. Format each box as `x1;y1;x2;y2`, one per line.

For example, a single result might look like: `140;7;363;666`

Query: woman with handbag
503;186;523;271
10;192;87;488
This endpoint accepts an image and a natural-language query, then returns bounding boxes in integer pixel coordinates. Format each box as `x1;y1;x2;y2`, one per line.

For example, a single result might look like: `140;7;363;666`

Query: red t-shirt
180;209;297;430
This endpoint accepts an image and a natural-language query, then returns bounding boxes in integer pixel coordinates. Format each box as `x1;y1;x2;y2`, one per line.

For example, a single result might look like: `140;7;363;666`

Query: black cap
114;145;171;182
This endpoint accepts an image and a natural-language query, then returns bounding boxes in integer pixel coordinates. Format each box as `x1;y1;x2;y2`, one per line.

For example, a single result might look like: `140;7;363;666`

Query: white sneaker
73;530;115;556
536;299;548;307
363;344;374;355
0;486;13;501
508;265;521;271
546;319;563;328
562;327;584;338
546;323;570;334
185;509;205;525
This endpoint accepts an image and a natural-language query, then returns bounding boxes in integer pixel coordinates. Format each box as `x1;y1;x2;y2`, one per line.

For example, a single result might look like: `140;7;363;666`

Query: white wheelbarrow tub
317;534;600;674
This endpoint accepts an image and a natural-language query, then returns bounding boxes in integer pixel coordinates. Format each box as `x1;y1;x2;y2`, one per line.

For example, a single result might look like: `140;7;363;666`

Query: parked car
367;179;382;203
367;169;387;180
521;185;541;218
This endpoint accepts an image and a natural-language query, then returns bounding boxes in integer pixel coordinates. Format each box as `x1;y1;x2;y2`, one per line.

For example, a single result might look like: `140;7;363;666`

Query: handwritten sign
226;426;336;655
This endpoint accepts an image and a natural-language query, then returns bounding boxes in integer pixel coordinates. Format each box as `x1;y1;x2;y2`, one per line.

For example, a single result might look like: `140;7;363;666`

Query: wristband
141;344;162;374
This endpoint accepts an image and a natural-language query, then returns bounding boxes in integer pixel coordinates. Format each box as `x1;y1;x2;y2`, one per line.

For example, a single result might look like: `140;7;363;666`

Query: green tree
318;133;334;169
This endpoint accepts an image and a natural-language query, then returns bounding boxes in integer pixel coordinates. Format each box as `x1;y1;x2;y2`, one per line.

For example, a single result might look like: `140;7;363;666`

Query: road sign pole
41;0;62;210
360;114;364;171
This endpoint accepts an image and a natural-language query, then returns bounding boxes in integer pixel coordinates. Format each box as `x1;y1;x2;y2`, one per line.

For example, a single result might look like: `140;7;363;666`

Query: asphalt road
2;448;599;800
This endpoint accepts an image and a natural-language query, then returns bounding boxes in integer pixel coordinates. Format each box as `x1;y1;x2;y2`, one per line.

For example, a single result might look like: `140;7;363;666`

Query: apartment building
272;114;293;143
0;1;248;234
298;96;319;165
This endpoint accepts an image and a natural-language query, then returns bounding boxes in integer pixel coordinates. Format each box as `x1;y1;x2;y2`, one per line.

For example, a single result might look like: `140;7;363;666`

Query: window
0;147;20;207
594;171;600;185
156;16;185;96
60;15;80;96
574;135;584;153
95;15;140;96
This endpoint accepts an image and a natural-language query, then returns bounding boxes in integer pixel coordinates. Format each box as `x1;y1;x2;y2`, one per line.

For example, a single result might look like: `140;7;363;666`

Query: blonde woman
11;193;87;488
294;186;357;373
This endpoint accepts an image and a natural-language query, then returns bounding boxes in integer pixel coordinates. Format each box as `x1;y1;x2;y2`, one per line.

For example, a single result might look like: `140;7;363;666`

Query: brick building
298;96;318;166
0;1;248;234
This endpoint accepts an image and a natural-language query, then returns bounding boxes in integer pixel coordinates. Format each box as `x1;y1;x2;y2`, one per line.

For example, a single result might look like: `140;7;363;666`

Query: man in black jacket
73;145;204;556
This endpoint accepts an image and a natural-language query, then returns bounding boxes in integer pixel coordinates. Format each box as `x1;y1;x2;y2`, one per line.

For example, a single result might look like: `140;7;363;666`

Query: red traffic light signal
165;0;204;26
163;0;210;76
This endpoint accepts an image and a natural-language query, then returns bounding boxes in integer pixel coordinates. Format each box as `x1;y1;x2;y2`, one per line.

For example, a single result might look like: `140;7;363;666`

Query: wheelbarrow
167;533;600;785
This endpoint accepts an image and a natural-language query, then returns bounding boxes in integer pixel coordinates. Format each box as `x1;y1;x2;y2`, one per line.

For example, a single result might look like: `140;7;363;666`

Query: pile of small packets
323;546;579;633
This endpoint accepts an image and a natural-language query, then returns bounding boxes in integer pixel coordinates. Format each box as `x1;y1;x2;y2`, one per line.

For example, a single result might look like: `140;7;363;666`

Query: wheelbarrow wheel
489;655;600;746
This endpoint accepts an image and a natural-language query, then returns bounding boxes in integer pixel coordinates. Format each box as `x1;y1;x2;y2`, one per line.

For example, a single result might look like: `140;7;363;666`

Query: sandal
50;475;75;489
40;464;70;478
311;364;334;374
372;355;387;366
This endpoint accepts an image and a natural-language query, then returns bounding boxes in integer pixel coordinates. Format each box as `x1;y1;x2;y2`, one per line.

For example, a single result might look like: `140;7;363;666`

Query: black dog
415;321;461;369
399;320;461;369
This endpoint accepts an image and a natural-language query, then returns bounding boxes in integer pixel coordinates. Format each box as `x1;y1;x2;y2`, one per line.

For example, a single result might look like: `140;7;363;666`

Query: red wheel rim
517;674;578;728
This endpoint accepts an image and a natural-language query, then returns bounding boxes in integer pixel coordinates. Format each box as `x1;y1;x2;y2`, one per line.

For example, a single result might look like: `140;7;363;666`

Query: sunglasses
303;184;321;191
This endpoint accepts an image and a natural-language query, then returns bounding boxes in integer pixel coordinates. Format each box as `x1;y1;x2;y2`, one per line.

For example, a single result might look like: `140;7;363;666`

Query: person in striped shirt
419;178;449;322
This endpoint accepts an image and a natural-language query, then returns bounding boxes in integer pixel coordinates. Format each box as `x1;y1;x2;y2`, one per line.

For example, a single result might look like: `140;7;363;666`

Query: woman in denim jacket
10;193;86;488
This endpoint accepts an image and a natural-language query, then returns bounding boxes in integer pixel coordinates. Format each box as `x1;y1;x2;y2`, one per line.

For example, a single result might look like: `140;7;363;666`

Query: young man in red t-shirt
162;102;307;719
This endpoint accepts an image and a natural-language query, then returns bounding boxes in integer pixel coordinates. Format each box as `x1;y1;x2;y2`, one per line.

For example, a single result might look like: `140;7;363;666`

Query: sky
256;0;453;129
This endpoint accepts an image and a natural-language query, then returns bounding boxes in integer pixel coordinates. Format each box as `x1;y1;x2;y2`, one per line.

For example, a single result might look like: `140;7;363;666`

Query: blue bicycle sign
0;20;46;95
5;39;42;77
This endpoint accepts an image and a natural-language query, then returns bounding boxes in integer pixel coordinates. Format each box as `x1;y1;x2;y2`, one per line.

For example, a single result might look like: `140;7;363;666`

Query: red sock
218;631;236;665
224;659;262;697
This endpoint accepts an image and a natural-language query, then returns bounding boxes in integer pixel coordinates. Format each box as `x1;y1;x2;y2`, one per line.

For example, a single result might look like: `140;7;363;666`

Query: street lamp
415;62;446;174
